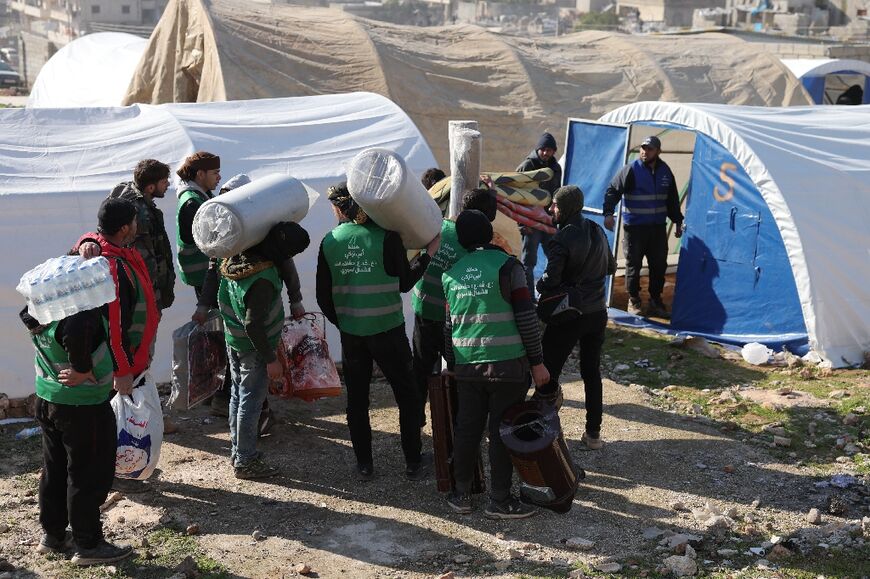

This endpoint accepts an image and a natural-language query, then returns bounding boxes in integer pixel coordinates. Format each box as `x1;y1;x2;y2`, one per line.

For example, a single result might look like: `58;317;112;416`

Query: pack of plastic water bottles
16;255;116;324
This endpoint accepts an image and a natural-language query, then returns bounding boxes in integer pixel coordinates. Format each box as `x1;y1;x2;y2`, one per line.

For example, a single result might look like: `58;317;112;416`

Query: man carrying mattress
317;183;440;482
516;132;562;296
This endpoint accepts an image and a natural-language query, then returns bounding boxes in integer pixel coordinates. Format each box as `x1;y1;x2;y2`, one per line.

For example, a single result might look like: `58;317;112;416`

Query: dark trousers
622;224;668;300
541;309;607;436
453;379;527;501
521;228;553;295
412;315;445;426
35;397;116;549
341;324;422;466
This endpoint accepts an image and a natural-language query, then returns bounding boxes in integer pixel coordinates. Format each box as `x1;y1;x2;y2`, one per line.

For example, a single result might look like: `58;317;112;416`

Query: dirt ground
1;330;868;579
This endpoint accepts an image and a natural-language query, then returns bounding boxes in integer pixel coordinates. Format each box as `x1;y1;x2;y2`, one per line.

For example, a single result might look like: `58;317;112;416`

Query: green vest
32;321;114;406
412;219;467;322
176;187;211;287
321;221;403;336
218;267;284;353
443;249;526;364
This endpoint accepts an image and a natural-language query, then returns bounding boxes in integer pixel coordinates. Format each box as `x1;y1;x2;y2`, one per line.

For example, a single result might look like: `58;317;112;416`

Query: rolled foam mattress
346;148;442;250
193;173;318;259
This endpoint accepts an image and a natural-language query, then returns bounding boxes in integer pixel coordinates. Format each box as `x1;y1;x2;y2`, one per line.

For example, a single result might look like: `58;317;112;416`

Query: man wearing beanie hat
516;132;562;296
175;151;221;292
536;186;615;450
441;210;550;519
603;135;683;317
317;182;440;483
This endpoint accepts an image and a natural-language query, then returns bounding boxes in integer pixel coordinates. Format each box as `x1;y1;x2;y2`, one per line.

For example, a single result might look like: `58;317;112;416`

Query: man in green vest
442;209;550;519
411;187;497;426
22;303;134;565
218;222;310;479
316;183;440;481
175;151;221;297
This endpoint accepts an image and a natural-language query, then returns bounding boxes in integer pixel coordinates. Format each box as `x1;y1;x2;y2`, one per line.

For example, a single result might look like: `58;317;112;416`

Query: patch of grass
604;326;870;468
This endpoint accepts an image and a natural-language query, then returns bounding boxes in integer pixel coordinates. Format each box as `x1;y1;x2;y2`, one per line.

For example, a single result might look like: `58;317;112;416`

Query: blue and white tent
563;102;870;368
781;59;870;105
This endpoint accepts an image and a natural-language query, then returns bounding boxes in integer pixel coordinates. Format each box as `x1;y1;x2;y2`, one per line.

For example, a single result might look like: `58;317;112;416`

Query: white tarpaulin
0;92;436;399
27;32;149;109
601;103;870;367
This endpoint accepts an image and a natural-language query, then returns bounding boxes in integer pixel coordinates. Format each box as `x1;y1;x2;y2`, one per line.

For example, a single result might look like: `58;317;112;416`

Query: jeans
622;224;668;300
541;309;607;435
227;348;270;467
35;397;116;549
521;228;553;296
453;379;528;501
412;315;445;426
341;324;422;466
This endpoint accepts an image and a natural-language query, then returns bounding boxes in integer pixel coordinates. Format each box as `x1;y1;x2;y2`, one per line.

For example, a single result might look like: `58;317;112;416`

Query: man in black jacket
516;132;562;296
537;186;615;450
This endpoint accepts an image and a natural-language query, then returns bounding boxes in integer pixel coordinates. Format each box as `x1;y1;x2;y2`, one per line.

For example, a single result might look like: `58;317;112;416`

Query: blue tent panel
671;133;807;351
801;76;827;104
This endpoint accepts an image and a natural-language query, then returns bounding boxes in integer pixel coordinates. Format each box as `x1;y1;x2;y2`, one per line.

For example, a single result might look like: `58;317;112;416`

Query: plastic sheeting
0;92;436;399
27;32;148;109
122;0;812;171
599;102;870;368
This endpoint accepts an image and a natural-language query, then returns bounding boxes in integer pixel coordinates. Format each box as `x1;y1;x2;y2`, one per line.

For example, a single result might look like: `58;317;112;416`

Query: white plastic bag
741;342;773;365
111;373;163;480
169;321;197;411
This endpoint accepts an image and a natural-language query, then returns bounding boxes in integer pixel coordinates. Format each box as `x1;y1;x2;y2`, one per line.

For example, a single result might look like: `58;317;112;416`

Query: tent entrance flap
561;119;629;303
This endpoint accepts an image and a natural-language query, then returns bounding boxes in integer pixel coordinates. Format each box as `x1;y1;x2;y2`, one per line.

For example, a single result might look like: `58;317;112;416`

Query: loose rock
566;537;595;550
493;560;510;572
767;544;792;561
0;524;8;533
508;548;523;560
807;508;822;524
252;530;265;541
843;413;859;426
452;554;471;564
670;500;687;511
594;562;622;573
642;527;667;540
773;436;792;447
662;555;698;576
185;524;199;536
722;464;735;474
294;563;312;575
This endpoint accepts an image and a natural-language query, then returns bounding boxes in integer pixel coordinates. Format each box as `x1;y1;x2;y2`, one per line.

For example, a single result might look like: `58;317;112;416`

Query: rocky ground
1;324;869;579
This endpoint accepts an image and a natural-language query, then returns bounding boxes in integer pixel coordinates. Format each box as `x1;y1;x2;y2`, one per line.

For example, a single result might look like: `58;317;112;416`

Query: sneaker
162;416;180;435
581;431;603;450
648;298;669;319
234;457;279;480
112;477;152;494
37;531;73;554
210;394;230;418
627;297;643;316
71;540;134;566
446;492;473;514
484;496;537;520
356;462;374;481
405;453;433;481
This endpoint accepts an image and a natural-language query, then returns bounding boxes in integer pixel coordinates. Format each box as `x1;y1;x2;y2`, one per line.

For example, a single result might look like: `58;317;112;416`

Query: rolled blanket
497;197;556;234
487;168;554;187
429;171;551;210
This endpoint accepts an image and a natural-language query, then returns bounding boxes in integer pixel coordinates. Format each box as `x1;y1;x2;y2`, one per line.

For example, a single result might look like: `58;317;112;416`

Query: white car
0;61;22;89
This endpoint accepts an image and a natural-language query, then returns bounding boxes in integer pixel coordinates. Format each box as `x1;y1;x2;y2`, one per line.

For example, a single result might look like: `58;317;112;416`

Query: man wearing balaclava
536;186;615;450
441;209;550;519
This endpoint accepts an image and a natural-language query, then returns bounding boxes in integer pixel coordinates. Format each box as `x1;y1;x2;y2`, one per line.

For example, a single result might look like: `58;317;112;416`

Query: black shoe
356;462;374;481
446;492;473;514
71;540;134;566
234;457;279;480
648;298;669;318
257;407;274;438
37;531;73;554
405;452;433;481
484;496;537;520
627;297;643;316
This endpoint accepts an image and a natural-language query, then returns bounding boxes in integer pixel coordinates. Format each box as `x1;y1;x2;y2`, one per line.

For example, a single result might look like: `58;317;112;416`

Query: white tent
780;59;870;105
564;102;869;367
0;92;436;399
27;32;149;109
